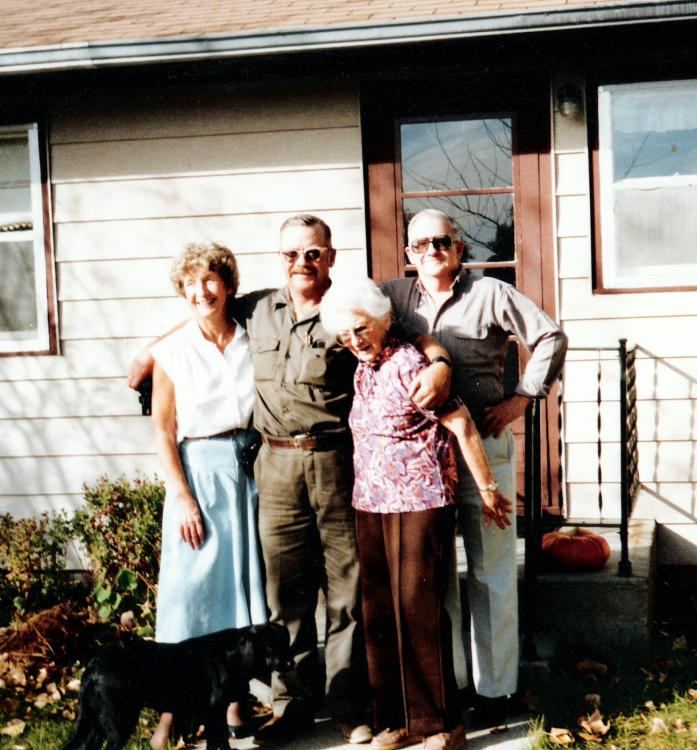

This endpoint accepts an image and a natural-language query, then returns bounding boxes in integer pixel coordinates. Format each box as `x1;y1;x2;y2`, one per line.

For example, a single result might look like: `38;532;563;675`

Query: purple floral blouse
350;339;457;513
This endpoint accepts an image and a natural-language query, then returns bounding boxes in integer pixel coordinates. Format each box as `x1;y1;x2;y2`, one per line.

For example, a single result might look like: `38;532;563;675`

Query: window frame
590;74;697;294
0;120;57;355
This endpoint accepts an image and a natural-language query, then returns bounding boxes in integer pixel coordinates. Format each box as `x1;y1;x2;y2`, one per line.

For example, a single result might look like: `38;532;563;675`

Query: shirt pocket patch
297;347;328;386
250;338;280;381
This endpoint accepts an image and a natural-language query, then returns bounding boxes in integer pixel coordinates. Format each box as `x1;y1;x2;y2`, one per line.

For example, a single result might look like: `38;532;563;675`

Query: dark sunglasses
410;235;453;254
280;247;328;263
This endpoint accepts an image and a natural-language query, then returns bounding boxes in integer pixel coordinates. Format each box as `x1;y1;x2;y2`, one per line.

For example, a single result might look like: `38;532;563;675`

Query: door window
399;117;516;285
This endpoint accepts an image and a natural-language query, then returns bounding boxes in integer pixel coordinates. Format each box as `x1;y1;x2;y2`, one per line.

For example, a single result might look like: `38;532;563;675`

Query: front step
455;519;657;661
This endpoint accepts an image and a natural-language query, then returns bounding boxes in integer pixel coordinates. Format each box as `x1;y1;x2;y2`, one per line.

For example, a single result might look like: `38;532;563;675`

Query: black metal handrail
522;339;640;654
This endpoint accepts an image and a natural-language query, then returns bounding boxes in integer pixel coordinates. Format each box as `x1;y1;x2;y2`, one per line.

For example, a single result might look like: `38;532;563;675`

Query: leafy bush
70;474;165;637
0;513;82;624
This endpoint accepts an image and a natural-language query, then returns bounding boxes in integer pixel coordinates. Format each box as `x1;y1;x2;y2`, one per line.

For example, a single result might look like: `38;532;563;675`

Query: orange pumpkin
541;528;611;571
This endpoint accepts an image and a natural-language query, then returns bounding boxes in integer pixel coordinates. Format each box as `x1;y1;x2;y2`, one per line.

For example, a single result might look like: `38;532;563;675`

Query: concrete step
455;518;656;661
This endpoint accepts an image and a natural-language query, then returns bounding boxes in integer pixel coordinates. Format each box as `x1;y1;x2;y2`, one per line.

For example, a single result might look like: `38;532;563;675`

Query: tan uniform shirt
235;287;355;438
382;271;568;426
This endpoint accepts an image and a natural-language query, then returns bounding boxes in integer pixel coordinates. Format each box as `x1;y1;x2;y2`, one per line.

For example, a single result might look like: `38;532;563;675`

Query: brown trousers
356;506;461;736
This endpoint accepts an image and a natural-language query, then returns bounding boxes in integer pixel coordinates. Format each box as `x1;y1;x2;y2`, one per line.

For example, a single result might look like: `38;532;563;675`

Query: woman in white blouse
149;241;266;749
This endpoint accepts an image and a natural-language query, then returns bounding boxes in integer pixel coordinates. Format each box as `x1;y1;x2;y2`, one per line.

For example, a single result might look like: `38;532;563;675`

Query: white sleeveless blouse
151;319;255;443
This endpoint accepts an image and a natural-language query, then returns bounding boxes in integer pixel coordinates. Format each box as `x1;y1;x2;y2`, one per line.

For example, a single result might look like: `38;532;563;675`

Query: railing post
522;399;541;658
618;339;632;577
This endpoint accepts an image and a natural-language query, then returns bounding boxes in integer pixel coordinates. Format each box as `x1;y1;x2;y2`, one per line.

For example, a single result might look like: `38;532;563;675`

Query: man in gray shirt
382;208;568;723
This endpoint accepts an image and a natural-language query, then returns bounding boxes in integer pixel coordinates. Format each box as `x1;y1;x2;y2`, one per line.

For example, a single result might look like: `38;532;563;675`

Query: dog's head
227;623;294;681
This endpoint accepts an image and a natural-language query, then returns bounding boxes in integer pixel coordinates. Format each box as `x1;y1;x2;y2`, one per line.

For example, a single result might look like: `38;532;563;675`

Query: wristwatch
429;355;452;367
479;481;499;494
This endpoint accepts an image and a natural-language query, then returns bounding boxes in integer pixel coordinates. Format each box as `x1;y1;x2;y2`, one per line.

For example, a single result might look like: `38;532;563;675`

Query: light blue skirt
155;431;267;643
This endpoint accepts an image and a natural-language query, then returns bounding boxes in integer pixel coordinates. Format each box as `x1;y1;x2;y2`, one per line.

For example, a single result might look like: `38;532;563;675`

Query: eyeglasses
336;324;371;347
409;235;453;254
280;247;328;263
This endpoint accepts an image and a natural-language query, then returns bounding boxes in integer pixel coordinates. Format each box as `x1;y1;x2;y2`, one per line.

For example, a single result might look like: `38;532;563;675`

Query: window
598;79;697;290
0;123;55;354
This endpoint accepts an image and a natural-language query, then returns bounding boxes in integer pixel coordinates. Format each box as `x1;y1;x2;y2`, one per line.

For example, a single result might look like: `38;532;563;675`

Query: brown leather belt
263;433;350;451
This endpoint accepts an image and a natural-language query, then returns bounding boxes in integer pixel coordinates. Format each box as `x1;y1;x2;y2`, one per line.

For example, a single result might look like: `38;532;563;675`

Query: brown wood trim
40;117;58;356
402;187;514;198
361;84;401;282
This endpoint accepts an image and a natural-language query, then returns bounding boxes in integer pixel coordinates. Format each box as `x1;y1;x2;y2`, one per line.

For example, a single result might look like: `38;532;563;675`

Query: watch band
429;355;452;367
479;481;499;493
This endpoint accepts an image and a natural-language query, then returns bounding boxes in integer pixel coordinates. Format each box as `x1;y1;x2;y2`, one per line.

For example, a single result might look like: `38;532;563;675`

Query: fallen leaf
644;700;656;711
547;727;574;745
0;720;26;737
673;635;688;651
35;667;48;689
649;716;668;734
46;682;61;701
688;688;697;701
673;717;686;732
33;692;49;710
66;678;81;693
578;709;610;739
578;730;602;742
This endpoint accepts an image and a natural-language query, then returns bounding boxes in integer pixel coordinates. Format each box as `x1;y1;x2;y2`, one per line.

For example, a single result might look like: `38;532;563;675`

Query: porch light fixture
557;84;583;118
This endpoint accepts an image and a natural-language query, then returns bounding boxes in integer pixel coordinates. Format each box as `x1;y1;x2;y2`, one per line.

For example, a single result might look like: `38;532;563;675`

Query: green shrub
0;512;80;624
71;474;164;637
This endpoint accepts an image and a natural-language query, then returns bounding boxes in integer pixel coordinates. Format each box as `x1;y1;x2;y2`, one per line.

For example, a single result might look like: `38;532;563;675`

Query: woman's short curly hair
170;241;240;298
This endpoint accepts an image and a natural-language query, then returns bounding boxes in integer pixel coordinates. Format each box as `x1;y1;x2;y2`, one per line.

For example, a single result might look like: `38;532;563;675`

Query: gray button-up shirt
382;271;568;425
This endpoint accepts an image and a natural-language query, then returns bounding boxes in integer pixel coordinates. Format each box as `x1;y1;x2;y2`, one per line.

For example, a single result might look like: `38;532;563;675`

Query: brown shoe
422;725;468;750
371;727;421;750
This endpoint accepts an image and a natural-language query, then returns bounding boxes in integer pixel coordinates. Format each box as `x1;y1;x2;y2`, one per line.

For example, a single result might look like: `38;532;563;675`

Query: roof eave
1;1;696;75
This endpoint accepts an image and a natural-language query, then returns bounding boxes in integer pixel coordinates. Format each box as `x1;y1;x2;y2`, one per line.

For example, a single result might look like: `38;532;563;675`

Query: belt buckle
292;432;311;448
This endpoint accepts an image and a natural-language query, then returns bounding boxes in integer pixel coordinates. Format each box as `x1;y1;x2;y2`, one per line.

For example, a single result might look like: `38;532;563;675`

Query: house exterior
2;0;697;563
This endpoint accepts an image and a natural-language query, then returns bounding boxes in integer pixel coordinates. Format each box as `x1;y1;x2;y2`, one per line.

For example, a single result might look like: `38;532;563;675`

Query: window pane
401;118;512;192
0;240;38;336
0;136;32;223
609;82;697;180
404;193;514;263
614;185;697;275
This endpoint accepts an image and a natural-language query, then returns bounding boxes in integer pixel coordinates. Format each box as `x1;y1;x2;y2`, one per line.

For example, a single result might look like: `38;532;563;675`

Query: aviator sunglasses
410;235;453;254
280;247;328;263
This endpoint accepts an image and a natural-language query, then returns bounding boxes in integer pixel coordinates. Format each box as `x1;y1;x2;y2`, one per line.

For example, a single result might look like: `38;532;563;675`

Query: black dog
62;622;293;750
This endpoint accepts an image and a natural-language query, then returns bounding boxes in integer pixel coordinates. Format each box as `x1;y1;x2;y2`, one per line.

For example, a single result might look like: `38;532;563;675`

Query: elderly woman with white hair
320;278;511;750
149;241;267;749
